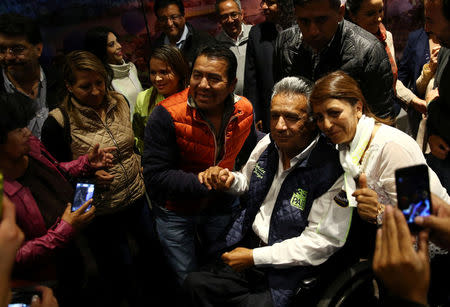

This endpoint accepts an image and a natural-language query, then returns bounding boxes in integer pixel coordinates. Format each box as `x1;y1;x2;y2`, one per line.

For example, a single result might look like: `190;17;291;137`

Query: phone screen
395;164;432;231
72;182;94;212
8;304;30;307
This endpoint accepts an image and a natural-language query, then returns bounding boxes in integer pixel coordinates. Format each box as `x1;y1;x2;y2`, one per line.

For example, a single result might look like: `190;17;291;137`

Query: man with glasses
0;13;63;139
215;0;252;96
153;0;215;67
143;45;253;285
243;0;296;132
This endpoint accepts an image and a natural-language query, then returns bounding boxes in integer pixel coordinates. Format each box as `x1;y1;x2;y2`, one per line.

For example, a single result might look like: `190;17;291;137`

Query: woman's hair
148;45;189;112
0;92;35;144
345;0;365;17
309;71;392;125
84;26;118;63
61;51;126;127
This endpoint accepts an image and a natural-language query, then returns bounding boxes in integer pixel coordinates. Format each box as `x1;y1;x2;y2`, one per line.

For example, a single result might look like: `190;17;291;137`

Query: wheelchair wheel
317;260;382;307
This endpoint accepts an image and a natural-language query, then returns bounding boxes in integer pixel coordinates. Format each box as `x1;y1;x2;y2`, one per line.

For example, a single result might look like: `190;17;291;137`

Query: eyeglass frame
219;11;242;22
0;45;27;57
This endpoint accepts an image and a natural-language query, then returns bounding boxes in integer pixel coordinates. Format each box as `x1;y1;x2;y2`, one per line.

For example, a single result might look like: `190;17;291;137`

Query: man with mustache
0;13;63;139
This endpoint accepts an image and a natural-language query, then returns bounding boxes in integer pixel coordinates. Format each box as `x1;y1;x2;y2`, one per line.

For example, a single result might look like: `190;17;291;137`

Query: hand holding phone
395;164;432;232
62;199;95;231
71;182;95;212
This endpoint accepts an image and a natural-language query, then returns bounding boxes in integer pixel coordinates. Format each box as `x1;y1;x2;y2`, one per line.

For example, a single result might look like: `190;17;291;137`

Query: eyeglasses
157;14;183;23
260;0;277;7
219;11;241;22
0;45;26;57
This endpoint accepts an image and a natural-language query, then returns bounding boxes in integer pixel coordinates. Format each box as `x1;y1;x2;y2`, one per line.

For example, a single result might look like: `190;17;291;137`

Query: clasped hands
198;166;234;191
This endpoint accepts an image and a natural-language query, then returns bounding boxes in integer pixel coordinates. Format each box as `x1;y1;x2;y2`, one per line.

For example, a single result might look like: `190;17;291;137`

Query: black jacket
243;22;278;132
153;22;215;68
274;21;394;119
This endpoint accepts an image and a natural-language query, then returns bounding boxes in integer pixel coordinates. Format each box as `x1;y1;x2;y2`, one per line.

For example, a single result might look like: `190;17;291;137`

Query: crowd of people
0;0;449;306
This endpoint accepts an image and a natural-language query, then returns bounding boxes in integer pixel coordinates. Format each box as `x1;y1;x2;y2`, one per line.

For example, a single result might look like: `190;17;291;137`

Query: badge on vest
290;188;308;211
334;189;349;207
253;163;265;179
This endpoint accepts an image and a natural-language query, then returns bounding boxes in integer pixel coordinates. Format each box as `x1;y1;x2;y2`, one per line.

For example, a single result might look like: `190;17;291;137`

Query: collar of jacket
69;91;120;117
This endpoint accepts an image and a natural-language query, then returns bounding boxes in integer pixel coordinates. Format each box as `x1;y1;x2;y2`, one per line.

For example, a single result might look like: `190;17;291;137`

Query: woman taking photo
133;45;189;154
84;26;143;117
0;92;114;306
309;71;449;224
41;51;149;307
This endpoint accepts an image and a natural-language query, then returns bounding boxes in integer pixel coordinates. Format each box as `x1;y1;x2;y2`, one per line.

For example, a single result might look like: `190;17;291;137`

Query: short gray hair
215;0;242;14
271;76;313;101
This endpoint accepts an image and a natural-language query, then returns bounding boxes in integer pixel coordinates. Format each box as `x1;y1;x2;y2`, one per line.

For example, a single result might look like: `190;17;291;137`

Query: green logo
290;188;308;210
253;163;265;179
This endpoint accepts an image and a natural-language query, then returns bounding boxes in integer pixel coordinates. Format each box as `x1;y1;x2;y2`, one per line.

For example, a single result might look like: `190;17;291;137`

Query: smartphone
395;164;432;232
71;182;95;212
9;287;40;307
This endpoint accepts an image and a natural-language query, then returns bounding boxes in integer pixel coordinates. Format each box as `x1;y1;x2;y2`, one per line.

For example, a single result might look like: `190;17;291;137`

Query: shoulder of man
186;22;214;42
340;20;382;51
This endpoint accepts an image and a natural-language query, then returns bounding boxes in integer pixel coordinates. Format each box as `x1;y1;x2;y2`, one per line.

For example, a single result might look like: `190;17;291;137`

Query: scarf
376;23;398;87
338;115;375;207
109;61;131;79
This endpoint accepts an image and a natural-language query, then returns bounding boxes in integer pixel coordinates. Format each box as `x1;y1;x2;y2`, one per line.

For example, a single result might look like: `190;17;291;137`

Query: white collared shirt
164;24;189;49
229;134;349;267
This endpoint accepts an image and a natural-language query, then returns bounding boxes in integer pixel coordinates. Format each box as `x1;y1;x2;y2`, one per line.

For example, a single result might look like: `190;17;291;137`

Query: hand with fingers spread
30;286;59;307
198;166;235;191
61;200;95;231
373;205;430;306
415;194;450;250
95;170;115;187
353;173;381;224
87;144;116;169
221;247;254;272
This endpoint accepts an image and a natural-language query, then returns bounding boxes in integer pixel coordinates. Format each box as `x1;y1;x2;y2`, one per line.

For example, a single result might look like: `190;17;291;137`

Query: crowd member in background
133;45;189;154
398;27;439;138
41;51;150;307
143;45;253;285
373;195;450;307
84;26;143;118
214;0;252;96
0;13;64;139
345;0;428;118
309;71;449;225
186;77;347;307
424;0;450;191
244;0;295;132
0;92;115;306
275;0;394;120
153;0;215;67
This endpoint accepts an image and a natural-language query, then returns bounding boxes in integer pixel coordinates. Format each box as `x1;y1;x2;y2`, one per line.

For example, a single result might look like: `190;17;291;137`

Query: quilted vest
225;135;343;306
58;92;145;215
161;88;254;174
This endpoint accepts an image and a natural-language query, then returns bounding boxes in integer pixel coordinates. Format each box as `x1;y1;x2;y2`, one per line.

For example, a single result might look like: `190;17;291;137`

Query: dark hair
309;71;392;125
294;0;341;11
154;0;185;17
0;13;42;45
84;26;119;63
345;0;365;16
278;0;297;29
442;0;450;21
0;92;35;144
195;44;237;82
149;45;189;111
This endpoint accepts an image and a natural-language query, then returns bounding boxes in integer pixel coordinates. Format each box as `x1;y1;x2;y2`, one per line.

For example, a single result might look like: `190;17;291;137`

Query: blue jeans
426;154;450;192
154;205;233;284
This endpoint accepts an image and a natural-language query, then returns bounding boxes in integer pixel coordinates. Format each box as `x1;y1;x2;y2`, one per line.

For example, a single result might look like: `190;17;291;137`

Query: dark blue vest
225;135;343;306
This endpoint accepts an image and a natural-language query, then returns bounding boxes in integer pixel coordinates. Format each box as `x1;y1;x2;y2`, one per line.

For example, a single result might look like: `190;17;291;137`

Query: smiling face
312;98;362;145
425;0;450;48
105;32;123;64
349;0;384;35
0;34;42;77
218;0;243;40
157;4;186;44
270;93;315;158
295;0;344;51
67;70;106;109
189;54;236;114
149;57;180;97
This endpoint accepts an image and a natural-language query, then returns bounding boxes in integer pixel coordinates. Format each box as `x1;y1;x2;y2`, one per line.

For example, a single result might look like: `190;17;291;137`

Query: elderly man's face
295;0;344;51
425;0;450;48
218;0;243;40
270;93;315;158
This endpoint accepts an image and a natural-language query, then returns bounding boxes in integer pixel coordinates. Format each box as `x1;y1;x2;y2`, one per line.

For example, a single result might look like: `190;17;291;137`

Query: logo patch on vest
290;188;308;210
334;189;349;207
253;163;266;179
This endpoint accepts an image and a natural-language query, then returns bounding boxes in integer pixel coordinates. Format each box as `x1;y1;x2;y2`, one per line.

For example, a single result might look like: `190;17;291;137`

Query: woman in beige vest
41;51;152;307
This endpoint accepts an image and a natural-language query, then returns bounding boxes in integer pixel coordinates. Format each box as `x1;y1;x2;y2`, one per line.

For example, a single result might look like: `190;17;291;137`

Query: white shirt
229;134;350;268
164;25;189;49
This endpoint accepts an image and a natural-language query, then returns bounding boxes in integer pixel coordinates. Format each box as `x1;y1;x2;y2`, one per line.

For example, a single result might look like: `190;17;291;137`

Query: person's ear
356;100;363;118
229;78;237;93
66;82;73;94
34;43;43;58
